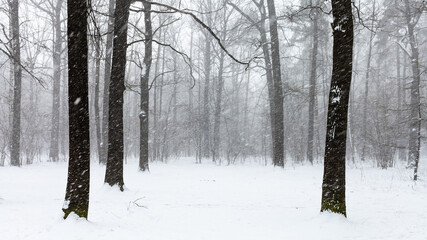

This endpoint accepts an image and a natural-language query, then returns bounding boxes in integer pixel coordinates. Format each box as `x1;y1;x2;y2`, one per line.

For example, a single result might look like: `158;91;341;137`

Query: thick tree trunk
320;0;353;217
307;5;319;165
63;0;90;219
104;0;130;190
139;1;152;172
10;0;22;167
266;0;284;167
101;0;115;165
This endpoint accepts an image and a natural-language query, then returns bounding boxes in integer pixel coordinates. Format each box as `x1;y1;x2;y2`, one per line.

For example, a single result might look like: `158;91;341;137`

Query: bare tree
62;0;90;219
10;0;22;167
320;0;353;217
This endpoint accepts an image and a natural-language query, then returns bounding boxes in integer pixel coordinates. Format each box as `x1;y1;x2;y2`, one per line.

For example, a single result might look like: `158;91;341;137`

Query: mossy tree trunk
321;0;354;217
63;0;90;219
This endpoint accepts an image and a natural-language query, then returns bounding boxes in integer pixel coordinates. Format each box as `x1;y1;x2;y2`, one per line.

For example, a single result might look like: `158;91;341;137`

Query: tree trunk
404;0;421;181
266;0;284;167
94;33;102;161
101;0;115;165
361;1;375;162
63;0;90;219
10;0;22;167
396;45;406;162
49;0;64;162
139;1;152;172
202;33;211;158
320;0;353;217
307;4;319;164
104;0;131;190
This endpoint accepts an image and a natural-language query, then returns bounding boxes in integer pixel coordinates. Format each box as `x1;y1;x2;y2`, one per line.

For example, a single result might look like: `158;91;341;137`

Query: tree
49;0;65;162
307;0;320;164
10;0;22;167
320;0;353;216
101;0;116;165
403;0;424;181
62;0;90;219
266;0;285;167
139;0;152;172
104;0;131;190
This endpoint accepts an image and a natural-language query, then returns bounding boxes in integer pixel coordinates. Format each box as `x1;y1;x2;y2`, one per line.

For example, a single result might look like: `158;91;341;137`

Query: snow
0;158;426;240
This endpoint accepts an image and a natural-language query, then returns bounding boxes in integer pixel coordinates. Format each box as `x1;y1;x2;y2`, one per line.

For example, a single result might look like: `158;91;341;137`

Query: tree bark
320;0;353;217
101;0;115;165
404;0;421;181
63;0;90;219
10;0;22;167
266;0;284;167
104;0;131;190
139;1;152;172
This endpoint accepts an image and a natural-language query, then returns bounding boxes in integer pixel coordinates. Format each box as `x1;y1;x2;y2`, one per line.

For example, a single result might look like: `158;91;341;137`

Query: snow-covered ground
0;158;426;240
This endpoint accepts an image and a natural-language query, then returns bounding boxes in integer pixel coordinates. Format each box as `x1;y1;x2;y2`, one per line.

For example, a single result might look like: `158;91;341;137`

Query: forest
0;0;426;239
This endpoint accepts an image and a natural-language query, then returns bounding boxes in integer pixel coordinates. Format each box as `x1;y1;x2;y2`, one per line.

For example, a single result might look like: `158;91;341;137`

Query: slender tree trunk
228;0;276;162
139;1;152;172
266;0;284;167
396;45;406;162
94;34;102;160
320;0;353;217
101;0;115;165
404;0;421;181
307;5;319;164
203;33;211;158
361;1;375;162
213;51;225;163
49;0;64;162
10;0;22;167
63;0;90;219
152;22;162;162
104;0;130;190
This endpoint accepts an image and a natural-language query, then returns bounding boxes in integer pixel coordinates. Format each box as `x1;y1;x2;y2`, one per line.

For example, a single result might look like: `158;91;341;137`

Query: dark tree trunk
49;0;64;162
101;0;115;165
104;0;130;191
10;0;22;167
63;0;90;219
139;1;152;172
307;5;319;165
320;0;353;217
266;0;284;167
